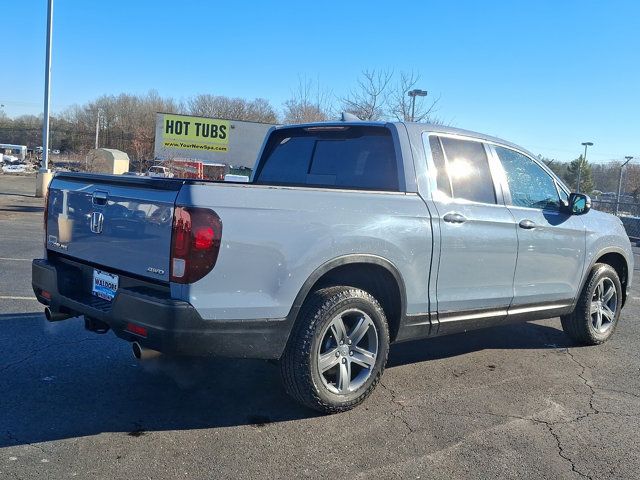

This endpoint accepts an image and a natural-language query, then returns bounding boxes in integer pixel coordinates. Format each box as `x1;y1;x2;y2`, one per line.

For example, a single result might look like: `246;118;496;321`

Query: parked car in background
2;164;28;173
1;143;28;162
33;121;633;413
223;173;249;182
2;154;20;164
147;165;174;178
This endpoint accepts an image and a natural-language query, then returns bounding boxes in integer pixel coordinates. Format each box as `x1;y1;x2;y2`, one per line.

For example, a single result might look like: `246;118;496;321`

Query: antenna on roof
341;112;361;122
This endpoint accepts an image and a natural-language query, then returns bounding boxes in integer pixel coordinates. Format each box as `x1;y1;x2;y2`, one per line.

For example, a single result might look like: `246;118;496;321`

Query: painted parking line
0;257;31;261
0;295;38;301
0;316;43;322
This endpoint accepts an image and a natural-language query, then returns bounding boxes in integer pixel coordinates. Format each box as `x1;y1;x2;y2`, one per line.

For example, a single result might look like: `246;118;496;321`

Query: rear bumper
32;258;292;359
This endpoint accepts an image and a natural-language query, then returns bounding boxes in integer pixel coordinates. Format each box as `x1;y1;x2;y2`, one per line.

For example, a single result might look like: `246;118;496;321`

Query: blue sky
2;0;639;162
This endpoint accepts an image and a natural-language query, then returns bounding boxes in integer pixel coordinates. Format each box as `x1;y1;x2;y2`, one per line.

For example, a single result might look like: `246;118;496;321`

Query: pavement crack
499;415;594;479
541;421;593;480
380;380;415;436
564;348;599;417
0;337;98;373
576;410;640;420
428;410;594;479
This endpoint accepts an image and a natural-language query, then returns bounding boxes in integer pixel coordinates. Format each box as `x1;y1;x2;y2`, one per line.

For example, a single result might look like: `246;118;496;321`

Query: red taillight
194;227;214;250
170;207;222;284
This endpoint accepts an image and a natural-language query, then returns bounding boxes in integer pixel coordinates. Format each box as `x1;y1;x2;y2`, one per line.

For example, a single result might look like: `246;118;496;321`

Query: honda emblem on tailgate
90;212;104;234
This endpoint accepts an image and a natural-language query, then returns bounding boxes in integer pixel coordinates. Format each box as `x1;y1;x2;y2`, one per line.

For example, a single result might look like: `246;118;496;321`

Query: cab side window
495;146;561;210
428;136;452;197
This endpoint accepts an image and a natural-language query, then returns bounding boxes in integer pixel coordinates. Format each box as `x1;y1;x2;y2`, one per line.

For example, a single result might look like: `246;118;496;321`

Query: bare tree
0;68;447;163
187;94;277;123
6;90;275;160
244;98;279;123
282;77;332;124
388;71;441;123
624;164;640;199
188;94;230;118
131;126;154;162
56;90;183;158
340;69;393;120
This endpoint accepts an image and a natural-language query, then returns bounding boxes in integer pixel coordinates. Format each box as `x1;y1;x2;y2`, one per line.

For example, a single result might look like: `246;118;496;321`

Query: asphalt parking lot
1;173;639;480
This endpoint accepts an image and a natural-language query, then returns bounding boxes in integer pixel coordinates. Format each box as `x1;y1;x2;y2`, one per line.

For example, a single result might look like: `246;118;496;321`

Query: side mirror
568;193;591;215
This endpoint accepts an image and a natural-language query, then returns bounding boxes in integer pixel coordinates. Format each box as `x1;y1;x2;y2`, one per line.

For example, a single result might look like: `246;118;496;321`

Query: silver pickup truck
32;121;633;413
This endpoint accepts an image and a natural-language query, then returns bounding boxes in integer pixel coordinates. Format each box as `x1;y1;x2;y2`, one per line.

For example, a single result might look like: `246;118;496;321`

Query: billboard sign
154;113;275;168
161;114;230;153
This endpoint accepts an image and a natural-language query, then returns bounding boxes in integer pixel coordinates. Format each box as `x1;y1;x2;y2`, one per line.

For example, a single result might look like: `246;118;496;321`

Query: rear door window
255;126;399;191
439;137;496;204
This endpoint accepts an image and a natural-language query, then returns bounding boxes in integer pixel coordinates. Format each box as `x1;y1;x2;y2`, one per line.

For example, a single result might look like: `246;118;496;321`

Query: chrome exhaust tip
44;307;72;322
132;342;161;361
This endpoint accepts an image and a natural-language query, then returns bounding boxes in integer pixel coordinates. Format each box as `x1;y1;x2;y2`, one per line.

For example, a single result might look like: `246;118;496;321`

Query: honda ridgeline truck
33;121;633;413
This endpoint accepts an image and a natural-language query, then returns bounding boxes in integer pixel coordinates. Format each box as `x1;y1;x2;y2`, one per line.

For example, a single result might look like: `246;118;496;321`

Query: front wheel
561;263;622;345
280;286;390;413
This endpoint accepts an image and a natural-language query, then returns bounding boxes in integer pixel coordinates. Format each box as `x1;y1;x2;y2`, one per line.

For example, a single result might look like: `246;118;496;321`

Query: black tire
561;263;622;345
280;286;390;413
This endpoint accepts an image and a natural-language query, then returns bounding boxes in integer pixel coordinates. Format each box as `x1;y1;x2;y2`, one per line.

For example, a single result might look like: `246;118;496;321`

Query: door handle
443;212;467;224
519;219;536;230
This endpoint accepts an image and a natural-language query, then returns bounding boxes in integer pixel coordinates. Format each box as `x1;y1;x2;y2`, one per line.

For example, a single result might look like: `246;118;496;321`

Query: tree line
0;70;440;160
2;70;633;199
544;156;640;199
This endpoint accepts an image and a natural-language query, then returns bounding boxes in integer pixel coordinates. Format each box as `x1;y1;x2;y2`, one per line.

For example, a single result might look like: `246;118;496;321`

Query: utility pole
95;110;100;149
407;89;428;122
616;156;634;216
578;142;593;193
36;0;54;198
42;0;53;170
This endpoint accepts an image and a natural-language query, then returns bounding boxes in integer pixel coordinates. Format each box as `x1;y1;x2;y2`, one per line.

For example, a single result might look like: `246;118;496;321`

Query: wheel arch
595;251;629;306
286;255;407;342
577;248;630;307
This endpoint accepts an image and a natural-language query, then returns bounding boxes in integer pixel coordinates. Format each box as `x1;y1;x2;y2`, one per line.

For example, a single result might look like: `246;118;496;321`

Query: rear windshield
254;126;399;191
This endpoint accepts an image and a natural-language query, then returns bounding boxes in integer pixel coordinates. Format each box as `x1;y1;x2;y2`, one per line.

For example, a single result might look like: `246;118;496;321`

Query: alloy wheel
316;308;379;394
590;277;617;334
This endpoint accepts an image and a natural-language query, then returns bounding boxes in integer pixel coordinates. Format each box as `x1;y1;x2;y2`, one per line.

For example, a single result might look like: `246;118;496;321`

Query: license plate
92;269;119;301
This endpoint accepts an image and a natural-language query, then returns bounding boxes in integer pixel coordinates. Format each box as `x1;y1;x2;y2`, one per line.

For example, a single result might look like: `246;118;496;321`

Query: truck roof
275;121;538;161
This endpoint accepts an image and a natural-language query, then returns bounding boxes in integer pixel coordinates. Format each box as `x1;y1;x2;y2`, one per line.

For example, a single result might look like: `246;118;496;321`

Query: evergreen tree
565;155;594;193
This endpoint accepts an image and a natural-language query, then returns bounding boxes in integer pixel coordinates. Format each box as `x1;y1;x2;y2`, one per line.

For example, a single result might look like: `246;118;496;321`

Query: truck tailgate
46;173;182;283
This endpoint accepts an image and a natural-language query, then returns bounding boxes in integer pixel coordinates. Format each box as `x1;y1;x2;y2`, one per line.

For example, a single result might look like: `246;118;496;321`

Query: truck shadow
0;314;574;448
387;320;573;368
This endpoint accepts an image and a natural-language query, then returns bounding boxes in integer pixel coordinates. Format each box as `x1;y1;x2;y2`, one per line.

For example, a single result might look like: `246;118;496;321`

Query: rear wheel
280;286;390;413
561;263;622;345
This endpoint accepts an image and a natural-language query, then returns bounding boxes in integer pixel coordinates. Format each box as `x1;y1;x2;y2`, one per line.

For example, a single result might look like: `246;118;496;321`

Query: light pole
577;141;593;193
616;156;634;216
407;89;428;122
36;0;54;198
